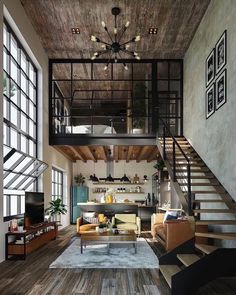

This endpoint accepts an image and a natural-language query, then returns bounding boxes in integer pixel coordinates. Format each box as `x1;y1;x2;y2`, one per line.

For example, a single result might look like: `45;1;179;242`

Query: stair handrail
159;119;192;214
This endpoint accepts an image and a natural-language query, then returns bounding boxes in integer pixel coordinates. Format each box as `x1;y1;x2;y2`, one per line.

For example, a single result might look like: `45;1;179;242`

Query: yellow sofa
76;217;98;234
112;214;141;236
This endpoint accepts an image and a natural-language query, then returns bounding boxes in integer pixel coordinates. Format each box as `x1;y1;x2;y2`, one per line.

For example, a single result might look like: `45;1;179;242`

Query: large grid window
52;168;63;201
3;20;38;219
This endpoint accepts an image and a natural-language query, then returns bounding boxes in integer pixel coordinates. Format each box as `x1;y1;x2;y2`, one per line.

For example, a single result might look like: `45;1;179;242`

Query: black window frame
3;19;38;221
51;167;64;201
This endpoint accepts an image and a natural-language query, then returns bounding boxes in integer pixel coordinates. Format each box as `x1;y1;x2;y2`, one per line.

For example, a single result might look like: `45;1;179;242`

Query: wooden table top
81;230;136;242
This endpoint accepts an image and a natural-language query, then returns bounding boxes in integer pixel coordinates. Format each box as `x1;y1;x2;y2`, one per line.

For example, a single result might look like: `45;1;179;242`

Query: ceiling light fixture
148;28;158;34
71;28;80;34
90;7;141;70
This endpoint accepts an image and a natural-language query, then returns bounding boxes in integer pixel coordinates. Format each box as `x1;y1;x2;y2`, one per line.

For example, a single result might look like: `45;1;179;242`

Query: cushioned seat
112;214;141;235
76;217;99;234
151;213;194;251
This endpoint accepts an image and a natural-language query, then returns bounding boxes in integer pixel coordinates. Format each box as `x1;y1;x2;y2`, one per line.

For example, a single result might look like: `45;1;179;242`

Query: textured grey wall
184;0;236;246
184;0;236;200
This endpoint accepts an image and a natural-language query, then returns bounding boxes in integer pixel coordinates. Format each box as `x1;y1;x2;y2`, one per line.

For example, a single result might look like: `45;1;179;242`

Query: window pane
10;36;18;61
21;113;27;133
29;140;35;157
10;104;18;126
10;81;18;104
29;100;34;118
3;195;8;217
21;93;27;113
10;128;18;149
10;195;18;215
21;71;27;94
10;59;18;83
21;135;27;153
21;195;25;214
3;50;9;72
29;120;34;138
21;51;27;74
3;24;8;49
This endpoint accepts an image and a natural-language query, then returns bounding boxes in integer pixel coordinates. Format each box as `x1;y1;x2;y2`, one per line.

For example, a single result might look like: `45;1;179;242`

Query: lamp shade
120;174;130;183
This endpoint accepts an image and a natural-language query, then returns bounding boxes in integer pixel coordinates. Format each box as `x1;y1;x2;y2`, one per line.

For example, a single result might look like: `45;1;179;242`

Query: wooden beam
69;146;86;162
147;147;158;162
126;146;133;163
53;146;76;162
85;146;97;162
136;146;149;163
114;146;119;162
101;146;107;162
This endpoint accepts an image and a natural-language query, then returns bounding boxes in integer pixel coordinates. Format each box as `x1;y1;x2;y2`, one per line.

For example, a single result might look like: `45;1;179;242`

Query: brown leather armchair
151;213;194;252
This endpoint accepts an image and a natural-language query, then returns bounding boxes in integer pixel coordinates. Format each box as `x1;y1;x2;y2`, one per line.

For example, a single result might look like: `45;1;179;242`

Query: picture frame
206;49;215;87
206;83;215;119
215;30;227;75
215;69;227;110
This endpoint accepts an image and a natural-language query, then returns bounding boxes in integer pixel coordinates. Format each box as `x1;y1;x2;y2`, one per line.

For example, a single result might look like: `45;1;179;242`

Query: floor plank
0;223;235;294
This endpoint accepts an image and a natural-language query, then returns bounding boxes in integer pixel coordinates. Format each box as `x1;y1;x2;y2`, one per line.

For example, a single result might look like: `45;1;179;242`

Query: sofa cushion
115;214;136;224
79;224;98;233
163;210;179;223
116;223;138;231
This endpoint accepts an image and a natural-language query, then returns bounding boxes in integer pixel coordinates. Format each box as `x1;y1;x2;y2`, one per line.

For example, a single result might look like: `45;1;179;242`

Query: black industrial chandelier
90;7;141;70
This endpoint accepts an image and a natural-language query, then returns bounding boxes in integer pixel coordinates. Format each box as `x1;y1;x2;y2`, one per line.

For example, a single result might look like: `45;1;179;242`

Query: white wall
0;0;73;261
184;0;236;200
73;160;156;202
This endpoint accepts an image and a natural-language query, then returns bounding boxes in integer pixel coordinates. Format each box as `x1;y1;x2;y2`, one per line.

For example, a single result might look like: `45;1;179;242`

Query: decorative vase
106;195;113;203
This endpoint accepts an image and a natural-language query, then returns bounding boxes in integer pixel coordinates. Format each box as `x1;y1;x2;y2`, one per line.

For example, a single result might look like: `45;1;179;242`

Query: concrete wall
0;0;73;261
184;0;236;201
184;0;236;246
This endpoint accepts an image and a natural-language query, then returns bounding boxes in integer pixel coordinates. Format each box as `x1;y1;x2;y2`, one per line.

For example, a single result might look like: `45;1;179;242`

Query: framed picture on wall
215;30;227;75
206;49;215;86
206;83;215;119
215;69;227;110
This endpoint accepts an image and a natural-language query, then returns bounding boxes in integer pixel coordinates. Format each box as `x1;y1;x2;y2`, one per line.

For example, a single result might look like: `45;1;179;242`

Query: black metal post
187;163;192;215
173;142;176;181
163;126;166;160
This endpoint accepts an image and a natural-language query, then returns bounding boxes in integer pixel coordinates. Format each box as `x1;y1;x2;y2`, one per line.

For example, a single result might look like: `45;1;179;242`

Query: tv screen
25;192;44;226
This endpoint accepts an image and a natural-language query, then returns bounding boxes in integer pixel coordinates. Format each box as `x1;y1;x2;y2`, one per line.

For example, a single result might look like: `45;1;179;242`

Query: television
25;192;44;226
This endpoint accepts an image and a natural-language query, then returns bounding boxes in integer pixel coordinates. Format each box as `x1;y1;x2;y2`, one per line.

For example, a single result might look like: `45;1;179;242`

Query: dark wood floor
0;223;236;295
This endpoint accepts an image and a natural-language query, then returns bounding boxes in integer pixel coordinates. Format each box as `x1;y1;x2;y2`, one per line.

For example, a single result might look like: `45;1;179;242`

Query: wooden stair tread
191;191;222;194
196;220;236;225
179;183;220;186
176;176;215;179
194;209;236;213
195;232;236;240
174;163;206;167
193;199;224;203
177;254;200;266
195;243;218;254
175;168;209;172
159;265;181;288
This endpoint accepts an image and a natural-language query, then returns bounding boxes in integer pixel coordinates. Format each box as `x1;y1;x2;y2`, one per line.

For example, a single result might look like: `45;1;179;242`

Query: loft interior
1;1;236;294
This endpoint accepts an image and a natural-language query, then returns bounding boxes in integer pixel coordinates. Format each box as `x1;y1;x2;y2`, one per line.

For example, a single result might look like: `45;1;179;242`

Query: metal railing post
163;126;166;160
173;142;176;181
187;162;192;215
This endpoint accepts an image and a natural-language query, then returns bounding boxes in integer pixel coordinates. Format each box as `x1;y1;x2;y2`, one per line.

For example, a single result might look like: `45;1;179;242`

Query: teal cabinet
71;186;88;223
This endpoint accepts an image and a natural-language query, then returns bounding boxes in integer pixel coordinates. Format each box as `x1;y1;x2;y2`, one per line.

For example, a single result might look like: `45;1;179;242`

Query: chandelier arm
117;26;127;43
104;28;114;44
105;51;114;68
120;49;135;57
120;38;136;46
98;39;112;46
97;49;110;56
114;15;117;43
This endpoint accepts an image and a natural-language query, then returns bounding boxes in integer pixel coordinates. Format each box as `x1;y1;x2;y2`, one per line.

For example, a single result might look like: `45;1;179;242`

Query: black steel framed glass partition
51;167;64;201
49;59;183;142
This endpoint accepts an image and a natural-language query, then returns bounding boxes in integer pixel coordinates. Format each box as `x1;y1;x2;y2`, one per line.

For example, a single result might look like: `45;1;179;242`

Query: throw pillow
163;210;178;223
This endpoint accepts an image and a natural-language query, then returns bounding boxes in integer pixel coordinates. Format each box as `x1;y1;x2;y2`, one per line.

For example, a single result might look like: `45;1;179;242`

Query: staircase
156;121;236;294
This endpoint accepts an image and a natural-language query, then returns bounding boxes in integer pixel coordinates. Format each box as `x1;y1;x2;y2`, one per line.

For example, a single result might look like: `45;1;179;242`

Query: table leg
107;243;110;254
81;239;83;254
134;242;137;254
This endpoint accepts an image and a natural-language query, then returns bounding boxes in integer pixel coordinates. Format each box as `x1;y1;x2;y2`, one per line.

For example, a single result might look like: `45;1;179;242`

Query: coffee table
80;230;137;254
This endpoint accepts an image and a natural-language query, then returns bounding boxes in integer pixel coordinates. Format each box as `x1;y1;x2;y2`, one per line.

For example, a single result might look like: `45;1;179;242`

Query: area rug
50;238;159;269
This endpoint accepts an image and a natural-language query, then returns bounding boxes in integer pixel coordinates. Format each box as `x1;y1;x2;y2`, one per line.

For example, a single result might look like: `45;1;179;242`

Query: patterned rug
50;238;159;269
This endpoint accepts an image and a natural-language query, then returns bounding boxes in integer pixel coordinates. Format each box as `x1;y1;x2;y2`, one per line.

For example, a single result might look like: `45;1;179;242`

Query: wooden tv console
5;222;58;260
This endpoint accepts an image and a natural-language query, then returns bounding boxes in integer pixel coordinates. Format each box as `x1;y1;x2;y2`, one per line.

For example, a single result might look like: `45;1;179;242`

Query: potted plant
132;82;147;134
98;223;105;233
45;198;67;225
74;173;85;186
153;159;165;171
17;219;24;232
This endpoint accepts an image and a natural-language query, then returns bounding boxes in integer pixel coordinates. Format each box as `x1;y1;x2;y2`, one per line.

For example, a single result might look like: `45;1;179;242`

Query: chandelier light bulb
124;65;128;70
91;56;96;60
114;27;118;34
125;21;130;28
91;35;97;42
104;65;108;71
101;21;106;28
101;44;106;49
94;52;99;56
135;35;141;42
133;52;138;56
125;44;130;49
135;55;141;60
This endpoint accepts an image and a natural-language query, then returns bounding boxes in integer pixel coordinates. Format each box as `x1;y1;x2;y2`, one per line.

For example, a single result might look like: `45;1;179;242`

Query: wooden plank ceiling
21;0;210;59
54;145;159;163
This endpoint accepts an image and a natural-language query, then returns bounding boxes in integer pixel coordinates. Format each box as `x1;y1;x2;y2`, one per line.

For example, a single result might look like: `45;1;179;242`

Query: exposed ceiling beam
85;146;97;162
136;146;149;163
114;146;119;162
53;146;76;162
126;146;133;163
101;146;107;162
147;147;158;162
69;146;86;162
